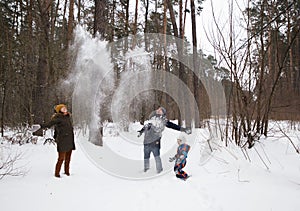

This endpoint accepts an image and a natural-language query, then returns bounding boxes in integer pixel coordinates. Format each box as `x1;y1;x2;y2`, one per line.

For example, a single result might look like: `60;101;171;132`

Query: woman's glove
33;128;43;136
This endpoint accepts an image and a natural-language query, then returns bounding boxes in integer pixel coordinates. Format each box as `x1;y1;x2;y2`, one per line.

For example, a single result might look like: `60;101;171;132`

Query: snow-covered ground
1;123;300;211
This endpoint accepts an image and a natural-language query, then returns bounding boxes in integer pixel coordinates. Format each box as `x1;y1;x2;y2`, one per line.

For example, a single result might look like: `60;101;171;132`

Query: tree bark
33;0;51;124
94;0;107;38
190;0;199;127
144;0;149;50
67;0;74;47
166;0;183;126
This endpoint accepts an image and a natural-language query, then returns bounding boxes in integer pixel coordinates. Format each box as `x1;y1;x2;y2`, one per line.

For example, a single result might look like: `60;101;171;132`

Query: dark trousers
144;141;160;159
55;150;72;176
174;160;188;179
144;141;163;173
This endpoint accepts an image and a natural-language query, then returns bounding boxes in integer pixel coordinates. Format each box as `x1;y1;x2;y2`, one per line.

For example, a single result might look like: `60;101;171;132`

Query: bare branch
0;146;27;180
276;123;300;154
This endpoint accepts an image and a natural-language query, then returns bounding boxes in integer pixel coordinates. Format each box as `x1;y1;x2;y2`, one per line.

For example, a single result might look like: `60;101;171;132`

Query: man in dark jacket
138;107;191;173
34;104;75;178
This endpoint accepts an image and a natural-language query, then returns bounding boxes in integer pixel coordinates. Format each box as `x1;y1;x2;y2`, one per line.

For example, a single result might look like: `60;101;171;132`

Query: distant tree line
0;0;208;133
0;0;299;146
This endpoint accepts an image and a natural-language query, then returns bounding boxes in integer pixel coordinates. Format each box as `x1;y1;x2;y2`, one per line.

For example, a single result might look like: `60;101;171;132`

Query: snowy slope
0;126;300;211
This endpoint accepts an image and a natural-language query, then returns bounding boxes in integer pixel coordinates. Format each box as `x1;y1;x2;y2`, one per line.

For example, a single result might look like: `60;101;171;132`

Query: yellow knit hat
55;104;67;113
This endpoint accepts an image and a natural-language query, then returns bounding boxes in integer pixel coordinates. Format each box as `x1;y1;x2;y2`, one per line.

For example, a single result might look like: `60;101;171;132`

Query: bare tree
166;0;184;126
32;0;52;124
190;0;199;127
67;0;75;46
207;0;299;147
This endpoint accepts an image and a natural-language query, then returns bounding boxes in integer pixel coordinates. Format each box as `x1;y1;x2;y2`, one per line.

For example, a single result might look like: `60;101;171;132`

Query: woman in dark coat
34;104;75;178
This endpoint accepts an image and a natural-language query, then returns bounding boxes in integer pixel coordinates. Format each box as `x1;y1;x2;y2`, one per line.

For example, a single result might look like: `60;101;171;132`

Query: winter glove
137;130;142;137
33;128;43;137
179;154;185;160
137;126;146;137
31;124;41;132
145;123;152;130
169;156;176;162
176;155;185;164
181;127;192;135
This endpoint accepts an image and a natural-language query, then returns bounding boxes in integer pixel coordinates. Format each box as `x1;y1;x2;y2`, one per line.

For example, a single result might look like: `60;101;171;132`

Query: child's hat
177;134;187;143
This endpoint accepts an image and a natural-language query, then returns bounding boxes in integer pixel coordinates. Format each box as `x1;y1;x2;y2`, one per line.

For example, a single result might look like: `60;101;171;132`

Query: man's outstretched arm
166;121;191;134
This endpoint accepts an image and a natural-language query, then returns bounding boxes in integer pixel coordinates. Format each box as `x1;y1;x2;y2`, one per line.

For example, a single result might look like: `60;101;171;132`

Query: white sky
126;0;247;63
185;0;247;59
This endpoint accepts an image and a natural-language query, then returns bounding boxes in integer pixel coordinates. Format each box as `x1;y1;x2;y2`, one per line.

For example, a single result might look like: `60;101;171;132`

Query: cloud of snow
65;29;227;179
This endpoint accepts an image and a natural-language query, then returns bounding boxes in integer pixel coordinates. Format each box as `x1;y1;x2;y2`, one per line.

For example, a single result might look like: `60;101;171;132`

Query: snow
1;124;300;211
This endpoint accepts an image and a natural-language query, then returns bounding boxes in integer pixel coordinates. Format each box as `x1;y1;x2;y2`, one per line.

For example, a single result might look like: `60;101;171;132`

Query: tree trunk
132;0;139;47
89;0;109;146
162;0;171;115
94;0;107;38
190;0;198;127
78;0;81;23
67;0;74;47
133;0;138;35
255;0;266;134
33;0;51;124
125;0;130;49
166;0;183;125
144;0;149;50
295;9;300;94
1;81;7;137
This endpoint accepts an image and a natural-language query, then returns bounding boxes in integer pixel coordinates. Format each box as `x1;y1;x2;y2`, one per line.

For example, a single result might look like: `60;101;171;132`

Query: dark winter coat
174;143;190;165
176;143;190;160
41;113;75;152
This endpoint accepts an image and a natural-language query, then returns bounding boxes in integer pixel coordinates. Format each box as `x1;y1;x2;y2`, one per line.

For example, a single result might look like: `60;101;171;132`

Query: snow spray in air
68;28;227;180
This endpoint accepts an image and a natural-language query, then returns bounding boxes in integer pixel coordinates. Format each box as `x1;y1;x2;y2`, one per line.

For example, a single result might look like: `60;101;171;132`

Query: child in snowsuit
169;134;190;180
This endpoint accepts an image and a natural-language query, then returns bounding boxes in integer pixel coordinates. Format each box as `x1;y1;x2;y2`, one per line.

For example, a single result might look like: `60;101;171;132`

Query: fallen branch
258;142;271;164
254;147;269;170
277;124;299;154
240;148;248;160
